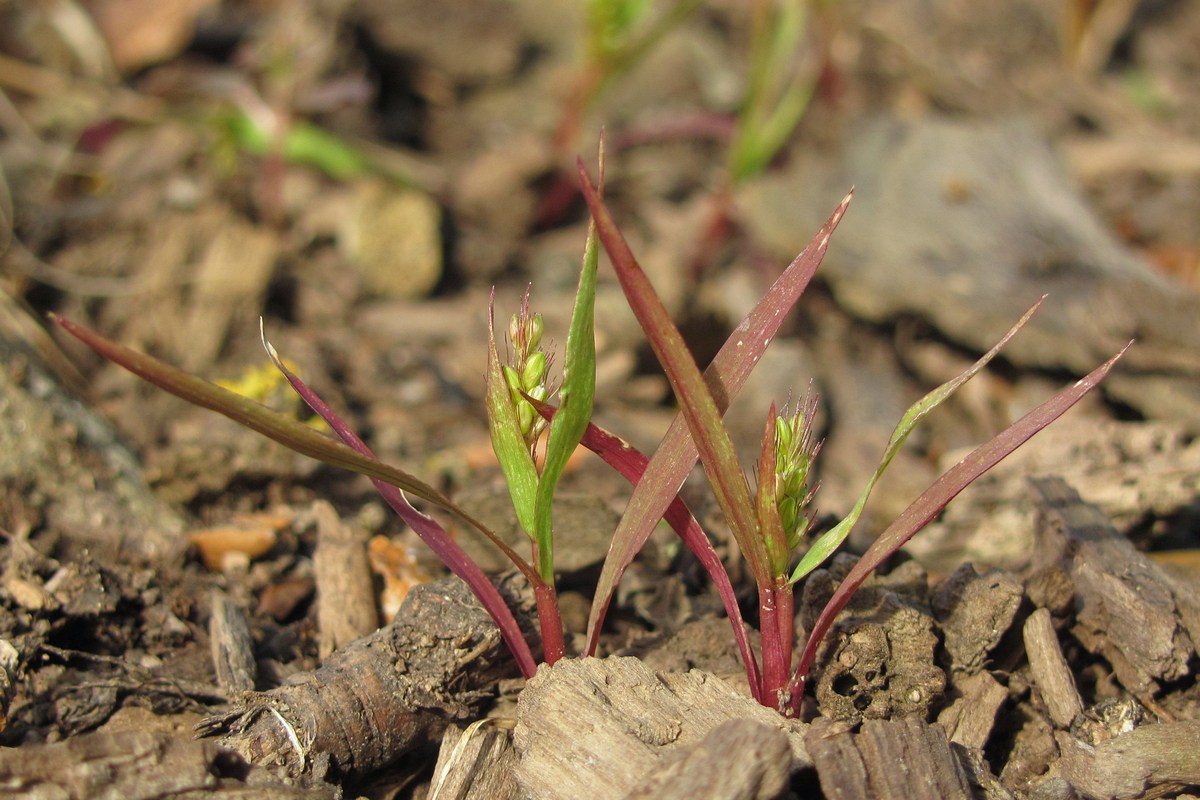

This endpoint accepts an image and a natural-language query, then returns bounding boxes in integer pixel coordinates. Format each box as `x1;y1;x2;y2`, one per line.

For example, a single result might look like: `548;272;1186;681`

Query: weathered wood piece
624;718;792;800
513;656;808;800
909;418;1200;576
208;589;257;695
932;564;1023;673
1023;607;1083;729
806;715;975;800
428;721;520;800
1028;476;1195;695
1056;722;1200;800
197;573;532;785
0;729;333;799
937;670;1008;750
311;499;379;659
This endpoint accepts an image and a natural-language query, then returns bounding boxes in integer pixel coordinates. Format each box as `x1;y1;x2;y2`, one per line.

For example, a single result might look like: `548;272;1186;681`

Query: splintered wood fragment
428;721;520;800
1028;476;1194;694
209;590;257;695
624;718;792;800
1023;607;1083;728
807;715;975;800
1057;721;1200;800
0;729;333;799
312;500;379;658
936;670;1008;750
514;656;808;800
198;574;533;785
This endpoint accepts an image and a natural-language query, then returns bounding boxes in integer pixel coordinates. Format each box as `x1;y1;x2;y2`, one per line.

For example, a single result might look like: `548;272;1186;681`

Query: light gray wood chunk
1023;607;1083;728
624;718;792;800
932;564;1023;673
1057;722;1200;800
514;656;808;800
428;722;520;800
312;500;379;659
937;670;1008;750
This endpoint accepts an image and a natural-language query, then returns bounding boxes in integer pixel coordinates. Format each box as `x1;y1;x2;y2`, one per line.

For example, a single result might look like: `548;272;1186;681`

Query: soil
1;1;1199;798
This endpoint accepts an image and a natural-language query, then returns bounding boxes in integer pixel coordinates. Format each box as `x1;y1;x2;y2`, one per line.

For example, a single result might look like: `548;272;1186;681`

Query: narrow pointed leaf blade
582;191;852;650
259;331;540;678
53;315;453;509
53;314;539;677
532;161;602;581
788;297;1047;584
529;396;762;700
788;343;1131;708
580;161;766;585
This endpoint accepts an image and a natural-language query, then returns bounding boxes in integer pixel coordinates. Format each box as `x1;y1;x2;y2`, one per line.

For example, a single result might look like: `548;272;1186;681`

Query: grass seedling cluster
54;144;1128;716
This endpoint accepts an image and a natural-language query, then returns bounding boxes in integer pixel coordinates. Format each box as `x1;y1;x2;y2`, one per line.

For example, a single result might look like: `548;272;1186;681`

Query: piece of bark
209;590;257;696
1056;722;1200;800
427;721;520;800
932;564;1024;674
624;718;792;800
806;715;975;800
312;500;379;659
197;573;533;785
0;729;333;799
937;670;1008;750
514;656;808;800
1023;608;1084;729
1028;476;1195;695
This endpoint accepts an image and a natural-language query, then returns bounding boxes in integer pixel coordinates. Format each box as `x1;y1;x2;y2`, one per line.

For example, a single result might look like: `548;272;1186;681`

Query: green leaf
531;184;601;583
788;297;1047;585
485;295;539;537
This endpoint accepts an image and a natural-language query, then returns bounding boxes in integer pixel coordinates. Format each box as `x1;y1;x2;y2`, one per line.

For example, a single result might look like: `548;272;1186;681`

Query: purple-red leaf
784;342;1132;715
580;187;852;653
53;314;538;678
579;161;765;589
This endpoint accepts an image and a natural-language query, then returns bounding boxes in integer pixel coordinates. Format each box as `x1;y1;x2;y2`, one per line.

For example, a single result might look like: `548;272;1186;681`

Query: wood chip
312;500;378;659
514;656;808;800
209;590;257;696
937;670;1008;750
1029;476;1195;695
1023;607;1083;729
807;715;975;800
1057;722;1200;800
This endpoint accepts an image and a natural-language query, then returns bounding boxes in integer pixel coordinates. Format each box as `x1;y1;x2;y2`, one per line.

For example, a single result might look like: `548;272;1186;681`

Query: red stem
758;581;793;710
534;581;566;665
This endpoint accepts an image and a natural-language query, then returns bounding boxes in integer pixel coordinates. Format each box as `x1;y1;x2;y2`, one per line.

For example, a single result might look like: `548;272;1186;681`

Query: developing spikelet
774;389;821;550
503;290;551;452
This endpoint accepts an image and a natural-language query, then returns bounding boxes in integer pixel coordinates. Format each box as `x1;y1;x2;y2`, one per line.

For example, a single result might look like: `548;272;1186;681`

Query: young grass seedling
55;146;1128;720
576;160;1130;714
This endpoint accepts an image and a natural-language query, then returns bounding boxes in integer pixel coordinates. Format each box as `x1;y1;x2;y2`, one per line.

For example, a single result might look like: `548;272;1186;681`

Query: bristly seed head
506;288;551;449
774;389;821;550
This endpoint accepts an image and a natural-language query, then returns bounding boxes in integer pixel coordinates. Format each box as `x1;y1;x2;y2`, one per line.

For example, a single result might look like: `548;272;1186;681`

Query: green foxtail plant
53;147;1129;715
573;158;1129;713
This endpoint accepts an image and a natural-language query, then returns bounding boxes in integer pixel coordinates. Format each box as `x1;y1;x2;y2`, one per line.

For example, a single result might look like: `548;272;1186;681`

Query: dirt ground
1;1;1199;798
